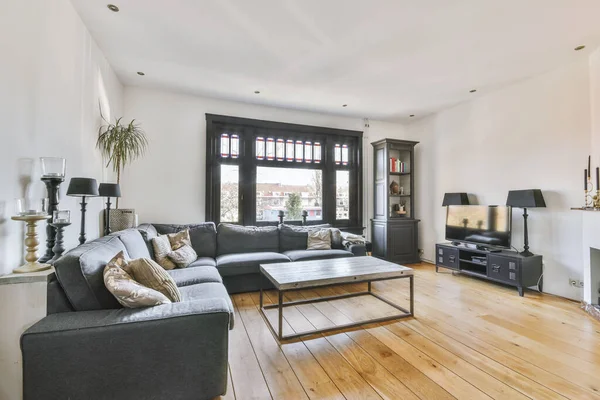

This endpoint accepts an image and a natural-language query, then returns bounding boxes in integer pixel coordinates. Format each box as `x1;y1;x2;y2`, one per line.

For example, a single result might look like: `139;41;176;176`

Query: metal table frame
259;274;414;341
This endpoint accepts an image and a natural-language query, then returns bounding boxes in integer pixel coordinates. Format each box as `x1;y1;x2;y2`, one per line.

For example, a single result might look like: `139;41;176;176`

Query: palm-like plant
96;115;148;208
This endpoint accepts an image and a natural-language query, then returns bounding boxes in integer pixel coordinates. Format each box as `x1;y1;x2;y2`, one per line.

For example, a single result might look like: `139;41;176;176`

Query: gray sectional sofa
20;222;365;400
139;222;366;294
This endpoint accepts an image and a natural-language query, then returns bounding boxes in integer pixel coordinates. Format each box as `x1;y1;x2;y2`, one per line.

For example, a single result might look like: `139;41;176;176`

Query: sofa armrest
347;243;367;257
21;299;230;400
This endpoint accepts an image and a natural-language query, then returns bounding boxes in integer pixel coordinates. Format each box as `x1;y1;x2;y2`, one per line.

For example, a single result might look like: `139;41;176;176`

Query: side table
0;268;54;399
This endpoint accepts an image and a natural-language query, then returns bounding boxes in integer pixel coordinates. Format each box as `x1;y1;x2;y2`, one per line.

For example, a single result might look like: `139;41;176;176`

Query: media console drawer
436;245;459;270
488;254;519;284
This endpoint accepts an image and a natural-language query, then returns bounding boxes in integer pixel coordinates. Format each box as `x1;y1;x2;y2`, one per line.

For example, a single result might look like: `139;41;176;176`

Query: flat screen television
445;205;512;249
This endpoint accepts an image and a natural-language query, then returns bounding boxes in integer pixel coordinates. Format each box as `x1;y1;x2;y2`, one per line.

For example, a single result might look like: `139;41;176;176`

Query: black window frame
206;114;363;229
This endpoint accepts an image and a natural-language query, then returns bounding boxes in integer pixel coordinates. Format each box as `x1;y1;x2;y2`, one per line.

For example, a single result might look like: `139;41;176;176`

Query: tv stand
435;243;543;296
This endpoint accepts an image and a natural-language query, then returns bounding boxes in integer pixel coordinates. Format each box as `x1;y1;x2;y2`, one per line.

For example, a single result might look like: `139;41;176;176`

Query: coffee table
259;256;414;341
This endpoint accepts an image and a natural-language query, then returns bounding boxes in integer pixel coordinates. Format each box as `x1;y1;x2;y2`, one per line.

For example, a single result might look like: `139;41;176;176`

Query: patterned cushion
307;229;332;250
167;229;192;250
124;257;182;302
152;235;177;270
103;251;171;308
167;244;197;268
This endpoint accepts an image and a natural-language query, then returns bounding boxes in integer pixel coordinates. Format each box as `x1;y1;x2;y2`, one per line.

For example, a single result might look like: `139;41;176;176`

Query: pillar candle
589;156;591;178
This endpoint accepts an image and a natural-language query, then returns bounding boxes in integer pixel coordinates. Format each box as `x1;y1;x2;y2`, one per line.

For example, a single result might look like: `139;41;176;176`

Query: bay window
206;114;363;230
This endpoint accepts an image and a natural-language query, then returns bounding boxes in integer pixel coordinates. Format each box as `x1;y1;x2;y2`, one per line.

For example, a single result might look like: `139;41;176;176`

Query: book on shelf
389;158;406;173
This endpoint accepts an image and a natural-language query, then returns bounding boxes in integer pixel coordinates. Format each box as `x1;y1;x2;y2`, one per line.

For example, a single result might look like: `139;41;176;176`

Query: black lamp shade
506;189;546;208
66;177;99;197
442;193;469;206
99;183;121;198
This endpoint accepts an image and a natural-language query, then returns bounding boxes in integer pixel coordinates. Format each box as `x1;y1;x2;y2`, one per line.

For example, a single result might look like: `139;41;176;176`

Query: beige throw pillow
124;258;182;302
167;244;197;268
103;251;171;308
167;229;192;250
152;235;177;270
307;229;332;250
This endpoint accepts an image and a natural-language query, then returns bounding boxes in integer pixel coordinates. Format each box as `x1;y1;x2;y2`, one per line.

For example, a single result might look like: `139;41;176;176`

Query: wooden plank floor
219;262;600;400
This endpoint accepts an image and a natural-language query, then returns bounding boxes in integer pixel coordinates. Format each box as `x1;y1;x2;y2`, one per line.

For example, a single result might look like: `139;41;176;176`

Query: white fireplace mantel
579;210;600;304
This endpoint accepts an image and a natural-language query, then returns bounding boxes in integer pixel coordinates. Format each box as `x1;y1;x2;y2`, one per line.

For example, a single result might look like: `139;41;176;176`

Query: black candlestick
104;197;112;236
49;222;70;263
39;177;64;263
78;196;88;245
278;210;285;224
301;210;308;226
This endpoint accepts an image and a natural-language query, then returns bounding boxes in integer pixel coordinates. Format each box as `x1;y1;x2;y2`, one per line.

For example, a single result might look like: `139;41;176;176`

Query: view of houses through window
336;170;350;220
256;167;323;221
220;164;239;222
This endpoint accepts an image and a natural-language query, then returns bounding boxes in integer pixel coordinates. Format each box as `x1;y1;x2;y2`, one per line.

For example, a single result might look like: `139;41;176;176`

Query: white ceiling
71;0;600;122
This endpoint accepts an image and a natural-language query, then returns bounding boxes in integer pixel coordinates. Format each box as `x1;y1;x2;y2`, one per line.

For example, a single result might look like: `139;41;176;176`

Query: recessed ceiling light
342;104;348;107
137;71;145;76
254;90;260;94
409;114;415;117
469;89;477;93
575;45;586;51
107;4;119;12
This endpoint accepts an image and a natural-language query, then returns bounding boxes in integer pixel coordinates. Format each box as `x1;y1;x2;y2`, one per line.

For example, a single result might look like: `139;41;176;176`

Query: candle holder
585;178;595;208
49;221;71;264
39;157;66;263
11;214;52;273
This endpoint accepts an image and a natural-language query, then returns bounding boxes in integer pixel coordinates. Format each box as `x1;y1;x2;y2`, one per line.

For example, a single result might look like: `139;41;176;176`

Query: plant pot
108;208;137;233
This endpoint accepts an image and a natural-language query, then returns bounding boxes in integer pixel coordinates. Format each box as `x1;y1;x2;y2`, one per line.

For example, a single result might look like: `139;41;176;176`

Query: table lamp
99;183;121;235
442;193;470;206
67;177;98;245
506;189;546;257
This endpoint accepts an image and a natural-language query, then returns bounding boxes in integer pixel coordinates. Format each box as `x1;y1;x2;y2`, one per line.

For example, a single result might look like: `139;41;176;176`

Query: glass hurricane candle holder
15;198;48;216
40;157;66;178
53;210;70;224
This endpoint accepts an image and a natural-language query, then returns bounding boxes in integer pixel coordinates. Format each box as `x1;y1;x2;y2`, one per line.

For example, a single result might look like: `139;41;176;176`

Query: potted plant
96;114;148;232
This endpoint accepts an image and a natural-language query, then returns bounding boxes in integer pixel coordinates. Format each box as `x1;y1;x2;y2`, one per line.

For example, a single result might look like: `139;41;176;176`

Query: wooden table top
260;256;413;290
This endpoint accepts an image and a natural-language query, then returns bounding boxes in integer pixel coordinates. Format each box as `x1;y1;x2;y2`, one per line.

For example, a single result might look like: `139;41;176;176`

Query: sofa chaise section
22;298;230;400
21;228;233;400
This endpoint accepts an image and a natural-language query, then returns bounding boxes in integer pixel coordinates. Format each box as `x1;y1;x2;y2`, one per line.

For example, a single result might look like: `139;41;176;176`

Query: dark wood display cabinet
435;243;543;296
371;139;420;264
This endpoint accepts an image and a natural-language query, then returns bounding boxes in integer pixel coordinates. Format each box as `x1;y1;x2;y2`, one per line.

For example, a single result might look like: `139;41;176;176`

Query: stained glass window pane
304;141;312;163
230;134;239;158
266;138;275;160
295;141;303;162
334;144;341;165
286;139;294;162
256;137;265;160
314;142;321;163
276;139;284;161
220;134;229;158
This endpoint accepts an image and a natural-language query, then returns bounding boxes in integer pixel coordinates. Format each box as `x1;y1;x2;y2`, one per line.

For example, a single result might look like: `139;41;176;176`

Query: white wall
0;0;123;277
408;60;591;300
121;87;412;239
